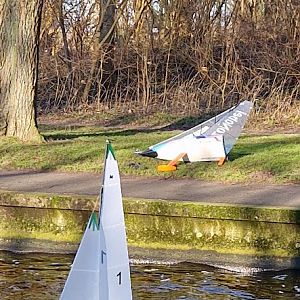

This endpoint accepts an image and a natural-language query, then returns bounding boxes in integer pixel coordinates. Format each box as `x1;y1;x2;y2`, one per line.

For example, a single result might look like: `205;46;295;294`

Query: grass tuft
0;128;299;184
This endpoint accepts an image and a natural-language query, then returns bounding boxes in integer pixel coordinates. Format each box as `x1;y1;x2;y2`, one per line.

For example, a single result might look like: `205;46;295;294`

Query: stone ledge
1;190;300;224
1;190;300;270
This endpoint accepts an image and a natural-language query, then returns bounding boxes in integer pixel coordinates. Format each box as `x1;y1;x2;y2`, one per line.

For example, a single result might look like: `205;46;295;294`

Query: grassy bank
0;125;299;184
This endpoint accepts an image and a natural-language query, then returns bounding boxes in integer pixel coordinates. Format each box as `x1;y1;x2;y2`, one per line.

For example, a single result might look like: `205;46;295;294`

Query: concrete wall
1;191;300;270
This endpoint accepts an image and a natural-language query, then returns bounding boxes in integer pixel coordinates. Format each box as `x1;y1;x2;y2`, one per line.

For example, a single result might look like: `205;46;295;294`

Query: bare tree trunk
57;0;72;84
0;0;44;142
81;0;116;105
99;0;116;44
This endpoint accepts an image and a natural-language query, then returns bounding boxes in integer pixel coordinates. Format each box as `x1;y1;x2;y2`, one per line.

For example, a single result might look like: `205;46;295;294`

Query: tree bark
57;0;72;80
0;0;44;142
99;0;116;44
81;0;116;105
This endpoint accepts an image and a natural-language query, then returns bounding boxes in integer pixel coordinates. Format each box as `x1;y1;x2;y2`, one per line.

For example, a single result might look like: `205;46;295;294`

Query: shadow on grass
161;111;225;131
43;128;160;141
42;110;226;141
227;152;251;161
0;140;102;172
109;108;229;128
42;127;299;169
228;135;299;161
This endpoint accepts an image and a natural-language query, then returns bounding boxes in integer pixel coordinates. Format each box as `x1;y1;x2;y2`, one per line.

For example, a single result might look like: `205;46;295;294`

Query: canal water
1;251;300;299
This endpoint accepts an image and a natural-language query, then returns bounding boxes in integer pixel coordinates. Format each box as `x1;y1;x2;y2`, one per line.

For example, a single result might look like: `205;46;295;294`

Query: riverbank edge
1;190;300;271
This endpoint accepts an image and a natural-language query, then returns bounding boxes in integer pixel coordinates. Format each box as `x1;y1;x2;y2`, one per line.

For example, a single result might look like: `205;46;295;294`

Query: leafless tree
0;0;44;141
36;0;300;123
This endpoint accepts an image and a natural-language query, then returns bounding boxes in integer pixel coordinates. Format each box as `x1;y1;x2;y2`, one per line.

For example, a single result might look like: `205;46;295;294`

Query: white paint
212;110;247;135
144;101;252;162
60;144;132;300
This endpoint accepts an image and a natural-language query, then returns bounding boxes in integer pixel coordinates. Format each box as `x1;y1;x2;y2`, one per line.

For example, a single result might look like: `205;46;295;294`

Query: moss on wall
2;191;300;223
123;198;300;224
0;206;88;242
125;214;300;257
1;191;300;260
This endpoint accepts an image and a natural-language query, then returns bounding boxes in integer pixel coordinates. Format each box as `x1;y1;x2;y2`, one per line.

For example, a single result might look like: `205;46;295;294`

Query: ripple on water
1;252;300;299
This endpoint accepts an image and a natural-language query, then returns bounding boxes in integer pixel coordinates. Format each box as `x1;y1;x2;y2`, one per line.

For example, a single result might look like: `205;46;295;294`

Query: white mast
60;142;132;300
99;142;132;299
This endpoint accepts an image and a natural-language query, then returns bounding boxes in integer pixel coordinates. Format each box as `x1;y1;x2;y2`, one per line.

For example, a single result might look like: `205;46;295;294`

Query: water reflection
1;252;300;299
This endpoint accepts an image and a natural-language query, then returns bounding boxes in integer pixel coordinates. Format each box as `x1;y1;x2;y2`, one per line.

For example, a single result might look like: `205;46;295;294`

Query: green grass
0;126;299;184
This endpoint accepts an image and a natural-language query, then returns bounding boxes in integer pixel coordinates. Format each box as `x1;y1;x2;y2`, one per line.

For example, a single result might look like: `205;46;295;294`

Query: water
1;251;300;299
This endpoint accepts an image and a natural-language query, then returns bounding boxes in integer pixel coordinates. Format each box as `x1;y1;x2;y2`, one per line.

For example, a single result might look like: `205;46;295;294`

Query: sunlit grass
0;127;299;184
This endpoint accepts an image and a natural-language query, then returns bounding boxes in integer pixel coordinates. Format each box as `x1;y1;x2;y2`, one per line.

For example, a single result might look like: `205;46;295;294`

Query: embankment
1;191;300;271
